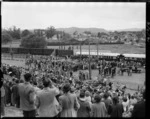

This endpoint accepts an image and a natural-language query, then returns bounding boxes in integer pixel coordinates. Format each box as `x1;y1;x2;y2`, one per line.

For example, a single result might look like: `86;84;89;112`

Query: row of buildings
32;29;145;46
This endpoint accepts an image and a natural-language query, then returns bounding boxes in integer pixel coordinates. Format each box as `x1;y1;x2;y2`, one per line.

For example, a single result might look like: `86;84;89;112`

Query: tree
20;34;47;48
135;38;140;44
7;26;21;40
21;29;31;38
45;26;56;39
84;31;92;37
84;31;91;35
2;33;12;44
73;31;78;36
97;32;101;38
61;32;72;41
114;35;118;40
56;32;59;40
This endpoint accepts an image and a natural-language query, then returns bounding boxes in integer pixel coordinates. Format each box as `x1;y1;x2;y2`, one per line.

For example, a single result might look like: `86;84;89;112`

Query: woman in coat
59;83;80;117
110;96;124;117
77;91;91;117
91;94;108;117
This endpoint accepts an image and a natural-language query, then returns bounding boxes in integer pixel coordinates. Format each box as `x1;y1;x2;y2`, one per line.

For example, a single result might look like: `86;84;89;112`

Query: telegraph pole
10;39;13;60
97;38;99;57
89;36;91;80
59;34;60;50
80;39;82;61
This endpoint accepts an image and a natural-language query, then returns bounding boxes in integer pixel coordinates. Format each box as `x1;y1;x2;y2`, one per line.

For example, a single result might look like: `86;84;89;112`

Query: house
34;29;46;37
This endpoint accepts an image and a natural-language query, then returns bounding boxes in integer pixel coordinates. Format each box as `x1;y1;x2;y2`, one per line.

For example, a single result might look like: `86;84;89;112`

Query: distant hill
56;27;108;34
26;27;145;34
116;28;145;32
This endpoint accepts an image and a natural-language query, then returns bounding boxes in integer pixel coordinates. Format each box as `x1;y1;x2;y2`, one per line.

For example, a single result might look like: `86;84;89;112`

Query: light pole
80;38;82;62
10;39;13;60
88;35;91;80
58;34;60;50
97;37;99;58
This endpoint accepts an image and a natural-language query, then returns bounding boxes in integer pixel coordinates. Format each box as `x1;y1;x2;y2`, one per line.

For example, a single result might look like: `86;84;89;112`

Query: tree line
2;26;145;49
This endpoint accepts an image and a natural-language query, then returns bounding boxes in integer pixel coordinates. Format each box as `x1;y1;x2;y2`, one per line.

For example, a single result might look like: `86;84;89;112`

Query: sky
2;2;146;30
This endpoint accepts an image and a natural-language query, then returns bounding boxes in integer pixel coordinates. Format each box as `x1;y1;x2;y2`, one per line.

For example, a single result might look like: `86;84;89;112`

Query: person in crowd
20;79;24;83
90;94;107;117
103;92;113;116
36;78;60;117
1;55;146;117
59;83;80;117
77;91;91;117
132;90;145;117
1;80;5;117
33;81;41;93
85;91;92;107
5;81;12;106
18;73;37;117
110;96;124;117
11;79;20;108
122;96;129;112
130;95;137;106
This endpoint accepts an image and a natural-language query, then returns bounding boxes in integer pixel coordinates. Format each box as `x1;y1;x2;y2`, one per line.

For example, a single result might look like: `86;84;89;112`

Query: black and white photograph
1;2;146;117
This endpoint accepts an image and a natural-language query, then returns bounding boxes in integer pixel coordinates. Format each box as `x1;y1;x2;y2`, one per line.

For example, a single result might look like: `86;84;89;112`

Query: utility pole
59;34;60;50
80;39;82;62
97;37;99;58
10;39;13;60
88;36;91;80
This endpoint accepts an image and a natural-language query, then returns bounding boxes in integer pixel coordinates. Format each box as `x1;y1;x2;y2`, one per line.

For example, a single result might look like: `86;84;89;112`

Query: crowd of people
1;55;145;117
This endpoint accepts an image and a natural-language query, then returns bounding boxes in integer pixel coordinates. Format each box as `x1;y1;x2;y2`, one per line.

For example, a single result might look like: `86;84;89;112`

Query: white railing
74;49;111;53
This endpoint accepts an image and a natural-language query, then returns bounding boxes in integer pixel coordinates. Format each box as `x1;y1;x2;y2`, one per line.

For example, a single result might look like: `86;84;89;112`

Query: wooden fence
1;47;74;56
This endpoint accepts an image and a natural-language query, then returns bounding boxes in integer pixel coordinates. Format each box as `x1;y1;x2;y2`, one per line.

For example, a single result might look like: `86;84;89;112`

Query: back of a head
113;96;119;105
12;78;16;82
131;95;134;99
70;86;75;93
20;79;24;83
104;92;109;99
85;91;90;97
94;94;102;103
15;79;19;84
123;97;127;102
80;91;85;98
24;73;32;82
43;79;50;88
63;83;71;93
33;81;37;86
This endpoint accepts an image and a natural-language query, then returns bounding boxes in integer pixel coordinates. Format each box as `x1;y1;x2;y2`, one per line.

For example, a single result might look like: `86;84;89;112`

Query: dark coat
110;103;124;117
4;83;11;104
12;84;20;105
77;99;91;117
103;98;113;112
132;100;145;117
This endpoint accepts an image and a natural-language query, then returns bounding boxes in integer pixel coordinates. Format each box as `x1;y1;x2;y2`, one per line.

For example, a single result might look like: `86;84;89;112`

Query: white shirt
122;99;129;112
